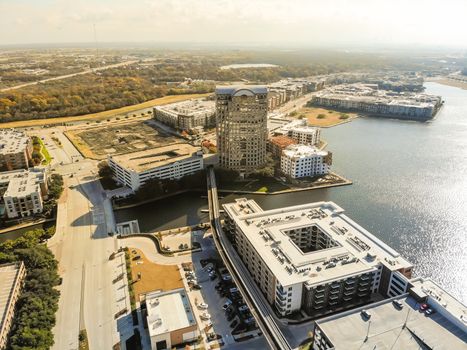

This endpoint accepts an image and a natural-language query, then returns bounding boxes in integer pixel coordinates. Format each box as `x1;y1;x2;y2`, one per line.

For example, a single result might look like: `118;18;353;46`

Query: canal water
116;82;466;303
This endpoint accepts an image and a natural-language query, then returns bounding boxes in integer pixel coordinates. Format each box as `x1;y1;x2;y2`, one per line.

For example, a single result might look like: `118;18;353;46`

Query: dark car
230;319;239;328
227;312;236;321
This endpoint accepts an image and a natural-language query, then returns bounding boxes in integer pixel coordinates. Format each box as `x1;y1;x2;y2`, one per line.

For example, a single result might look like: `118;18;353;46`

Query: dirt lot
0;93;210;129
66;119;184;159
129;248;183;299
294;107;357;127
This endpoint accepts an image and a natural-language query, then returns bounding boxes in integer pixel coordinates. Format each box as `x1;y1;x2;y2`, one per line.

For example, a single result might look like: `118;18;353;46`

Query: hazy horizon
1;0;467;49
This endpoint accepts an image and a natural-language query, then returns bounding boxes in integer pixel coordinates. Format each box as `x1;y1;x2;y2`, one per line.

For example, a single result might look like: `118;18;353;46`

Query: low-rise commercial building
0;130;32;171
153;99;215;130
144;288;199;350
0;168;48;219
281;145;331;178
312;279;467;350
108;144;204;191
223;199;413;318
0;262;26;349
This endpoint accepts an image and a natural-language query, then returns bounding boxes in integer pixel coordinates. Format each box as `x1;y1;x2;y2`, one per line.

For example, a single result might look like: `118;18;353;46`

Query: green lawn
35;137;52;165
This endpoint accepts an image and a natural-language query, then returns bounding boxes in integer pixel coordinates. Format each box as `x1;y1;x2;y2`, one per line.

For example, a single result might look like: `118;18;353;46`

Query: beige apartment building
0;130;32;171
0;262;26;350
215;86;268;174
0;168;48;219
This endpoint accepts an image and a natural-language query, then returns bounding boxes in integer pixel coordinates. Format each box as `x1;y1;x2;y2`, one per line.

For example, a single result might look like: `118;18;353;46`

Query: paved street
40;128;124;350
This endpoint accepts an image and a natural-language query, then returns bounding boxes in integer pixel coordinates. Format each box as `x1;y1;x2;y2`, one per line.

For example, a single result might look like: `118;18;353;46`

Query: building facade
0;168;48;219
108;144;204;191
153;99;216;130
222;199;413;318
216;86;268;173
311;83;443;121
272;119;321;147
144;288;199;350
0;262;26;350
267;135;297;159
281;145;332;178
0;130;32;171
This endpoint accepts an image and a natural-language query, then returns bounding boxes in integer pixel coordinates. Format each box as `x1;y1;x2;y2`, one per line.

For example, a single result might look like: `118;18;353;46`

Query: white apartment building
281;145;331;179
144;288;199;350
108;144;204;191
0;129;32;171
275;119;321;146
0;168;48;219
153;99;215;130
223;199;413;317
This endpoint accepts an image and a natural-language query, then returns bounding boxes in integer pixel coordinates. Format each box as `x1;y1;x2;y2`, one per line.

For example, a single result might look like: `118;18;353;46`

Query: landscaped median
32;136;52;165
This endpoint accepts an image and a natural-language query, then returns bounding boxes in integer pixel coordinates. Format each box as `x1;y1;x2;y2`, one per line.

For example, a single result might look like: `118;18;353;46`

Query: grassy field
0;93;210;129
294;107;357;127
38;137;52;164
129;248;183;300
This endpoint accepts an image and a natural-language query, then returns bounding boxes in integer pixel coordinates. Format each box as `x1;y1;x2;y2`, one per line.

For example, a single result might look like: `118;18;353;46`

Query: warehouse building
223;199;413;318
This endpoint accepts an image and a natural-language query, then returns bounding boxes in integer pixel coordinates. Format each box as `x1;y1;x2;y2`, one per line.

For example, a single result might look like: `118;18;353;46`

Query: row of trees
0;228;60;349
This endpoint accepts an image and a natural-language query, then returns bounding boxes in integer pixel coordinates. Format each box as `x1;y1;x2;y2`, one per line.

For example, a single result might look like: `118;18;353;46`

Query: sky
1;0;467;48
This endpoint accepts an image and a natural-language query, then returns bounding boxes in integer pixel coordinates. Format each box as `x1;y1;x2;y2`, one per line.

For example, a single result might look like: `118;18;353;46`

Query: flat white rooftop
0;262;24;333
109;143;201;173
0;168;46;197
316;294;467;349
283;144;327;159
223;199;412;286
146;288;197;337
0;129;29;155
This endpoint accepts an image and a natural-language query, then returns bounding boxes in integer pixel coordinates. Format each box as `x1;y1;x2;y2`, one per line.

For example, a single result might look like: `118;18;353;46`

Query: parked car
244;317;255;324
230;319;239;328
215;283;223;290
198;303;209;310
425;308;435;315
222;300;232;310
238;305;249;312
227;312;236;322
192;284;202;290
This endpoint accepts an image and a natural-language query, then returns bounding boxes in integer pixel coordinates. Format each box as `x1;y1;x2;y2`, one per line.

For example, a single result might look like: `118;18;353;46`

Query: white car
198;303;209;309
200;312;211;320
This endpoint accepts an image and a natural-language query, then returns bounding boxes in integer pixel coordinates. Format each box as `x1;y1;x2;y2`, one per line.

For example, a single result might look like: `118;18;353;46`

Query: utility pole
364;320;371;342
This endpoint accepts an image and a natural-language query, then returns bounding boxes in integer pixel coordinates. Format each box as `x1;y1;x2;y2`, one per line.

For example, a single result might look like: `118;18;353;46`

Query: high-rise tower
215;86;268;173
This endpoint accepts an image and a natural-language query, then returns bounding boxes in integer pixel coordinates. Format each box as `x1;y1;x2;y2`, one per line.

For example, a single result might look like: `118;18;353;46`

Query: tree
317;114;326;119
98;161;113;179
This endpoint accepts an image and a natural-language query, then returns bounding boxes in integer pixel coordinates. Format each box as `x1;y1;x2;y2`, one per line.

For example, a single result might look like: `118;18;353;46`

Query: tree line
0;228;60;350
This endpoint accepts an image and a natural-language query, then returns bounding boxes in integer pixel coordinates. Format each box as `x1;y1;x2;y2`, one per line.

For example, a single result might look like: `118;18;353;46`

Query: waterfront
116;82;467;303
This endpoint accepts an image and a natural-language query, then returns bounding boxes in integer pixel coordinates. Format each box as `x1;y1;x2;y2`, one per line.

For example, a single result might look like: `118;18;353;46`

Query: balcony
314;292;324;299
330;288;340;295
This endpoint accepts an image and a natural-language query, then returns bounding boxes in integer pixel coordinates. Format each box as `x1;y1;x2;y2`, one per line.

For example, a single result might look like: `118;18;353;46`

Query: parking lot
179;236;262;349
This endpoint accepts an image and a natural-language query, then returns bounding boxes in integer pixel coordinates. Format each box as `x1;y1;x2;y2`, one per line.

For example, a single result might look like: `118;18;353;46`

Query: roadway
44;128;122;350
206;166;293;350
1;60;139;92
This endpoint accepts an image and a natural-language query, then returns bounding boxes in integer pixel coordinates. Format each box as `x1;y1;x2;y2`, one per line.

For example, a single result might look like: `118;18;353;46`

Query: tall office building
215;86;268;173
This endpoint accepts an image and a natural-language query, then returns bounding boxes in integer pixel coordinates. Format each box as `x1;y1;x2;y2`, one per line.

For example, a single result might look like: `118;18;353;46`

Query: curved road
119;236;192;265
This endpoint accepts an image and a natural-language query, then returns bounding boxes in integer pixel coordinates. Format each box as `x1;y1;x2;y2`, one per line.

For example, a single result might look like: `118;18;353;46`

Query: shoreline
425;77;467;90
113;172;352;210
